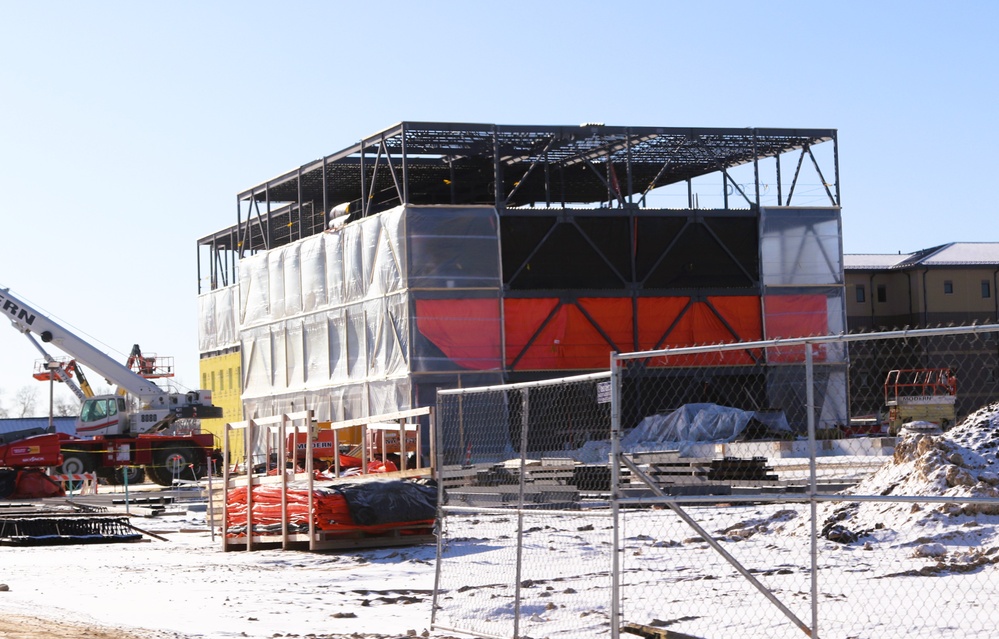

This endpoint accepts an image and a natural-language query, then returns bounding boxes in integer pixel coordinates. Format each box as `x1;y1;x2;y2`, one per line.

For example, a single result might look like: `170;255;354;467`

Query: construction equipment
884;368;958;436
0;284;224;491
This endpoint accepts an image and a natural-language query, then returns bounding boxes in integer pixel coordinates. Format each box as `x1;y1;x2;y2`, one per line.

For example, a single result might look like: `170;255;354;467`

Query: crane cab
77;396;130;436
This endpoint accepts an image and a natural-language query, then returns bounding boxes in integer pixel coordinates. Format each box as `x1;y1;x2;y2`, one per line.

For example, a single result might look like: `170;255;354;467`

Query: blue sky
0;1;996;411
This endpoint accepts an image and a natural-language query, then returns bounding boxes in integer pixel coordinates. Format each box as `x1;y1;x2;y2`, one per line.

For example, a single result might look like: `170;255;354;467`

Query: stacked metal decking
0;505;144;546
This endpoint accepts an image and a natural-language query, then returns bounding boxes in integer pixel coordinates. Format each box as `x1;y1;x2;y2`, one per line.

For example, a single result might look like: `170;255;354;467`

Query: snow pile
784;402;999;551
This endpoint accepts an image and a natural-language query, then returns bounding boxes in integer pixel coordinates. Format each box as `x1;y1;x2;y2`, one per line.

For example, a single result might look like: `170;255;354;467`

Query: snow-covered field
1;403;998;639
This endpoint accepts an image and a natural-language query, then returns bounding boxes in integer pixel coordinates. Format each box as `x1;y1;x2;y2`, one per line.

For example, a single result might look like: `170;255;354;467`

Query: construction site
6;121;999;639
195;120;843;445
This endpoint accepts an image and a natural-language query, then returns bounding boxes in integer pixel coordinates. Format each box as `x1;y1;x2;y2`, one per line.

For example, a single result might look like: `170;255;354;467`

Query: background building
844;243;999;419
196;122;843;451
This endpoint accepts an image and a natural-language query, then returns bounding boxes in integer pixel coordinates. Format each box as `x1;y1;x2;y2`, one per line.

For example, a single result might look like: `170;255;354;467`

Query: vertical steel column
752;129;760;208
625;130;634;206
229;228;237;285
401;123;410;205
236;195;245;259
832;131;841;206
265;185;272;251
543;150;551;207
776;153;783;206
559;161;566;208
197;242;203;294
493;126;503;208
296;167;303;243
322;156;329;223
448;156;456;204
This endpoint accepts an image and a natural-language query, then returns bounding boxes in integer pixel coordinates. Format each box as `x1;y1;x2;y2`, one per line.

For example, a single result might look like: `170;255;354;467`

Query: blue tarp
622;403;791;448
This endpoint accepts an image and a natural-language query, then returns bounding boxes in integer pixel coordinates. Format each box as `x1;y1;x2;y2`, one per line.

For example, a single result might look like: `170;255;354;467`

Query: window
876;284;887;303
983;280;992;299
944;280;954;295
855;284;866;303
228;368;234;391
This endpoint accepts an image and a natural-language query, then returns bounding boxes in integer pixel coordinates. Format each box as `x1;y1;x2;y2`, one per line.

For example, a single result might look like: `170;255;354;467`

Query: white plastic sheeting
760;207;843;286
236;207;411;419
199;205;501;423
197;286;238;352
759;207;848;429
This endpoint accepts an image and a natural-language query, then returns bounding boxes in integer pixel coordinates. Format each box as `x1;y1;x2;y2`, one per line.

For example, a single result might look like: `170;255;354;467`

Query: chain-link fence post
610;352;622;639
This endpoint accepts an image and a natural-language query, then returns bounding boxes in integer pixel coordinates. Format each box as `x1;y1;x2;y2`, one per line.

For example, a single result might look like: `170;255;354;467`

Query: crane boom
1;287;162;400
1;284;221;437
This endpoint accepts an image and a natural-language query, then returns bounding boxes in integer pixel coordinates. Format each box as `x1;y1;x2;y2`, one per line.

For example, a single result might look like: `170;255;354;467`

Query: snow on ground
2;404;999;639
433;403;999;639
0;507;442;639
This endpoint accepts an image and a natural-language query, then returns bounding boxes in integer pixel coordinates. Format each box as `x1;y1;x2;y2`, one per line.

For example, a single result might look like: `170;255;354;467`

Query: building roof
235;122;837;209
920;243;999;265
0;416;76;439
843;253;914;270
845;243;999;271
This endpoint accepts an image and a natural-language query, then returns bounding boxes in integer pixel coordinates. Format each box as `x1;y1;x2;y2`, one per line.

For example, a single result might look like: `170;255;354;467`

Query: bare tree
0;388;7;418
55;397;80;417
13;386;38;418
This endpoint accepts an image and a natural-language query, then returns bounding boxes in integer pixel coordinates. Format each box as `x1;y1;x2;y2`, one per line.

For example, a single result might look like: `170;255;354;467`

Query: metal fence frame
434;323;999;639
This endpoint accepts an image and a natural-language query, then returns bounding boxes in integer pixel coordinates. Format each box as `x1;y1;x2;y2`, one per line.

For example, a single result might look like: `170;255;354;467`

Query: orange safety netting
224;484;433;538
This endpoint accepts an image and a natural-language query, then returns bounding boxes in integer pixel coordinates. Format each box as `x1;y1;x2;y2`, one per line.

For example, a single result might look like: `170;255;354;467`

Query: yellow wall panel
198;351;244;469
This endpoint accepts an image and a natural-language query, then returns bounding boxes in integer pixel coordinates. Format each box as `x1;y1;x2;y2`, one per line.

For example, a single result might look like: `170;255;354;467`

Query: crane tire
57;454;94;491
0;469;16;499
149;446;202;486
106;466;146;486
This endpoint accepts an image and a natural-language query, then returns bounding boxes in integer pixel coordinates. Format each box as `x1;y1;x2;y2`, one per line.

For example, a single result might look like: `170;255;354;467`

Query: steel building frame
197;122;838;293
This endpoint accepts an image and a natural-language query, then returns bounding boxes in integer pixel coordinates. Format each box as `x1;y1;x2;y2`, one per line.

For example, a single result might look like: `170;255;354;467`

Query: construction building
196;121;843;451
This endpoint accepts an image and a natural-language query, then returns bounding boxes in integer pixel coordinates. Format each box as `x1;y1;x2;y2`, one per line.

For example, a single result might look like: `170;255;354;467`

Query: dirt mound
781;402;999;545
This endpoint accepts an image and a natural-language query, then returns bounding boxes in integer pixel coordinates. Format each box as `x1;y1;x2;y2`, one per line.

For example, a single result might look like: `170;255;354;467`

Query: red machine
1;283;224;495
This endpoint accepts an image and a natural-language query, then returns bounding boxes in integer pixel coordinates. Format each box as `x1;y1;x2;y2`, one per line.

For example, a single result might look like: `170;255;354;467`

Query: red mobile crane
0;285;224;496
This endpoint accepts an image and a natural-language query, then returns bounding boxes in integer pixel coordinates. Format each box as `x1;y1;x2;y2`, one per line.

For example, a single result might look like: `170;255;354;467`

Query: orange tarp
505;296;763;370
416;295;779;371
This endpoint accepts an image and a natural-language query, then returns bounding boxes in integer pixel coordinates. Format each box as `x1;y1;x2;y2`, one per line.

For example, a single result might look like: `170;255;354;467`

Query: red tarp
414;299;502;369
764;294;830;362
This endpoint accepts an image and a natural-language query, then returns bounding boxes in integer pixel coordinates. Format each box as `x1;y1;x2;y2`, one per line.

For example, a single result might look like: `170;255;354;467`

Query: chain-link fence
433;325;999;639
